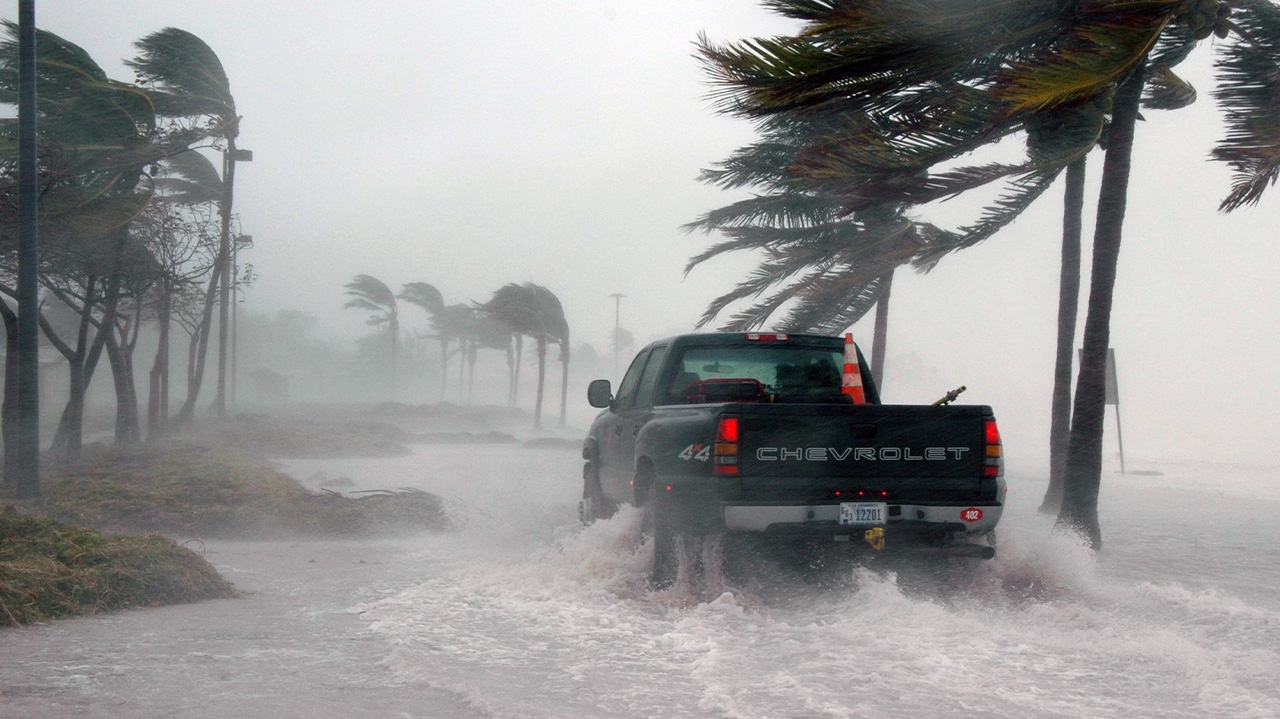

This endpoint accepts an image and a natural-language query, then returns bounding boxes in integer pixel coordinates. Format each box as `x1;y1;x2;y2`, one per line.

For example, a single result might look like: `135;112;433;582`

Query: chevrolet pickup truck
581;332;1005;587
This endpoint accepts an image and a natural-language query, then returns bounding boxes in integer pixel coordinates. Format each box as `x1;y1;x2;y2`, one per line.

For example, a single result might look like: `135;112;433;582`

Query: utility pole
10;0;40;498
215;144;251;418
230;235;251;412
609;293;625;377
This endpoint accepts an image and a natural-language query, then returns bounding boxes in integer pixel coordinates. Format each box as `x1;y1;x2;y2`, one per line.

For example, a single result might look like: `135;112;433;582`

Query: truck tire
578;463;615;524
643;490;677;589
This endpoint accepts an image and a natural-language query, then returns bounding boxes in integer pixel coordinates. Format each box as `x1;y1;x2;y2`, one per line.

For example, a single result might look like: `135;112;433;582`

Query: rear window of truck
660;345;846;405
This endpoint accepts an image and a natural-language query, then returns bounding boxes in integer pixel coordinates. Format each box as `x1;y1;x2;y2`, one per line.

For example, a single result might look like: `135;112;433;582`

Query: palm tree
478;283;568;428
398;282;448;397
696;0;1280;548
128;28;240;419
479;284;537;409
344;274;399;401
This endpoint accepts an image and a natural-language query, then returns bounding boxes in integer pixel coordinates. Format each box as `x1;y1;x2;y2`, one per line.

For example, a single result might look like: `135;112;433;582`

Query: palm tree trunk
558;342;570;428
467;345;477;404
533;338;547;429
1041;156;1087;514
1057;65;1147;550
505;338;515;406
512;335;524;406
390;317;398;403
439;338;449;401
870;269;893;388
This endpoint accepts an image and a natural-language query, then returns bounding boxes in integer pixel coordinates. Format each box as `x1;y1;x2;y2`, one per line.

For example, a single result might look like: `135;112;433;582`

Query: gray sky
28;1;1280;465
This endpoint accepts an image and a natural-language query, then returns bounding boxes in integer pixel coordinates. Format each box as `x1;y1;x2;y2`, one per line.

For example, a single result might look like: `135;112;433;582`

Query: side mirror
587;379;613;408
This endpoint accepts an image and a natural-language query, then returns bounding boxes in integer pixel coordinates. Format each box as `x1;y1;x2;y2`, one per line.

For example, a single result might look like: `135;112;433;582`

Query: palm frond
1143;64;1198;109
153;149;222;204
1212;0;1280;210
398;282;446;313
913;168;1062;271
127;28;235;122
994;4;1175;115
344;274;396;312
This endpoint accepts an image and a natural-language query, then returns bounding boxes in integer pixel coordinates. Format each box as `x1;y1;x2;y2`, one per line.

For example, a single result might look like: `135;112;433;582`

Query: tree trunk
533;337;547;429
512;335;523;406
505;338;515;407
1041;157;1087;514
106;311;142;445
1;297;19;486
439;338;449;401
39;275;115;461
105;331;137;445
558;342;570;428
147;283;171;441
870;269;893;389
467;344;477;405
175;262;223;428
1057;65;1147;550
389;316;398;403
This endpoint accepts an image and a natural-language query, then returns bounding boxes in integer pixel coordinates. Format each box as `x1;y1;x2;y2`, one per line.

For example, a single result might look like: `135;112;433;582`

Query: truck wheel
643;491;677;589
579;463;615;524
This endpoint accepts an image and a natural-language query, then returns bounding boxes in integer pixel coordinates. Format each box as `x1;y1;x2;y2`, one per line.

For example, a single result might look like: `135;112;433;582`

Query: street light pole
215;145;251;418
10;0;40;498
609;293;625;377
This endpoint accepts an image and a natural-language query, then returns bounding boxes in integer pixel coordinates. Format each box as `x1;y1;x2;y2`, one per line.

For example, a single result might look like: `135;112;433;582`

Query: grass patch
30;442;449;538
0;504;234;627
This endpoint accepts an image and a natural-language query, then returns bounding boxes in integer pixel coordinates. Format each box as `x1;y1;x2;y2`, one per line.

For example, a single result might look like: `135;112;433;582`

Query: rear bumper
722;501;1001;533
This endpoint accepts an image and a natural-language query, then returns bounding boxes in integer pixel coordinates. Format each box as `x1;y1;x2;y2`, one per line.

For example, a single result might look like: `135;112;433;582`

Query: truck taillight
984;418;1002;478
714;416;739;475
745;333;789;341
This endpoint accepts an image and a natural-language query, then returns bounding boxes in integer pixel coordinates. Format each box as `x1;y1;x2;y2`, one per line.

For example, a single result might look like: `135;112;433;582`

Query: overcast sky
25;1;1280;466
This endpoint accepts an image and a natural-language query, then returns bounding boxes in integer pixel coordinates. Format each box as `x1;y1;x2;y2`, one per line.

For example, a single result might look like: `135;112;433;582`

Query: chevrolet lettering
580;333;1005;589
755;447;971;461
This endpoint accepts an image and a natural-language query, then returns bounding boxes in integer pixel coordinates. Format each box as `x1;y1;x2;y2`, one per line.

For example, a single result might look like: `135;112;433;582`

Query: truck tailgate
737;404;988;482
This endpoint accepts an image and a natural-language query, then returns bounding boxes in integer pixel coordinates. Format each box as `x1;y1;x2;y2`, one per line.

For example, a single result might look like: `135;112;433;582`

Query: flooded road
3;444;1278;719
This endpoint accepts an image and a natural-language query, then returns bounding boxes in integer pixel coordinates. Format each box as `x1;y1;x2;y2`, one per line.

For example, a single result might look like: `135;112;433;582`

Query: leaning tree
344;274;400;402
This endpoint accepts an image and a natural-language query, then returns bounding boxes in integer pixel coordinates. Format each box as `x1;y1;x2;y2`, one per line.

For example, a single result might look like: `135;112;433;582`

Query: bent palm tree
398;282;448;397
129;28;239;418
344;274;399;401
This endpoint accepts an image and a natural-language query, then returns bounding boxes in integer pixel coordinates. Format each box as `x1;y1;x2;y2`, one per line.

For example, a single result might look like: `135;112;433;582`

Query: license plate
839;502;887;526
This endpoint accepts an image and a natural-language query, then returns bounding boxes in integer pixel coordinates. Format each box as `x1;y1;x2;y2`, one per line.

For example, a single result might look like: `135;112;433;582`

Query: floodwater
2;444;1278;719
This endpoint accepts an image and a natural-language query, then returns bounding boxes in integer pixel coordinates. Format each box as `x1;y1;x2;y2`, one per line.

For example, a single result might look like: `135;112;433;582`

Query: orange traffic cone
843;333;866;404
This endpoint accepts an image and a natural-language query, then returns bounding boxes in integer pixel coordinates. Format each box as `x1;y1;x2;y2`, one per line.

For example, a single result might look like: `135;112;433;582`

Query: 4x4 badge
678;444;711;461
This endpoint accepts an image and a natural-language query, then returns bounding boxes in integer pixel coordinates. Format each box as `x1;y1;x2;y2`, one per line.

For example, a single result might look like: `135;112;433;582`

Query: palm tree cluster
692;0;1280;547
0;24;245;483
344;277;572;429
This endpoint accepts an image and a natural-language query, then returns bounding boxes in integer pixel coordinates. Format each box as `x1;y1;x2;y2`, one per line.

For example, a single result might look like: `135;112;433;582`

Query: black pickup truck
581;332;1005;586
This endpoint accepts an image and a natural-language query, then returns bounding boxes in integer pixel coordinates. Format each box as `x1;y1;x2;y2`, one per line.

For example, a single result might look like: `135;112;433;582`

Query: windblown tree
695;0;1280;548
478;283;568;427
344;274;399;401
139;152;222;438
0;23;165;462
128;28;240;419
397;281;448;397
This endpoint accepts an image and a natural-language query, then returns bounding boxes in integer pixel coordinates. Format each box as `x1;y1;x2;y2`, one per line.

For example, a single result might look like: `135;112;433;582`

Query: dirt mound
0;505;233;627
34;443;450;538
